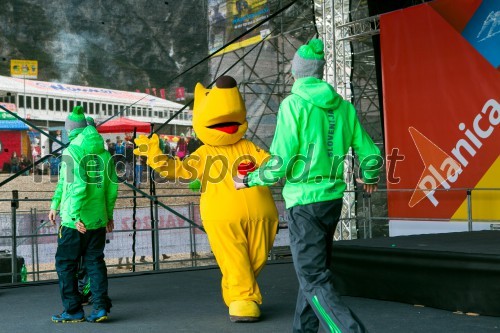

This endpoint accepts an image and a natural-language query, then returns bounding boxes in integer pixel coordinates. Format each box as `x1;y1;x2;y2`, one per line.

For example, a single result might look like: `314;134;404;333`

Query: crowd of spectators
2;132;202;179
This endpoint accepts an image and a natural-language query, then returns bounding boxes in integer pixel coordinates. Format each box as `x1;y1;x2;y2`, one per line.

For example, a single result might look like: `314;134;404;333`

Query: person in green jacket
49;106;118;323
235;39;382;333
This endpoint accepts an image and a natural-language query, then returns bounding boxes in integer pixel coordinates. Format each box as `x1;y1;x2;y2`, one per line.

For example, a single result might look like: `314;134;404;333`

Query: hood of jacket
71;125;105;155
291;77;342;110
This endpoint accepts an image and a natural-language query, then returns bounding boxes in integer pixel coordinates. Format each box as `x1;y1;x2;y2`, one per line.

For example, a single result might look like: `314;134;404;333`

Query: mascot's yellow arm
134;133;276;221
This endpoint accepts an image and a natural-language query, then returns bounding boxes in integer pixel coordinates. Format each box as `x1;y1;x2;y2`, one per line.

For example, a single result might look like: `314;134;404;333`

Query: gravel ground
27;253;218;282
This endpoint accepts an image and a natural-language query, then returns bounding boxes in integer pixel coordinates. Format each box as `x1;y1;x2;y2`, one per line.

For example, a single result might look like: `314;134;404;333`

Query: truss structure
313;0;383;240
208;0;383;240
208;0;317;147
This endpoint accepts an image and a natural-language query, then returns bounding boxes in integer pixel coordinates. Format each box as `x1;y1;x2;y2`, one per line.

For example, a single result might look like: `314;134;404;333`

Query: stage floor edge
332;230;500;317
1;261;499;332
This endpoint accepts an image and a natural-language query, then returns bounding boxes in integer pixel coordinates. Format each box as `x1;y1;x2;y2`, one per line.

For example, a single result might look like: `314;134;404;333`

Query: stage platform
332;230;500;317
1;261;499;332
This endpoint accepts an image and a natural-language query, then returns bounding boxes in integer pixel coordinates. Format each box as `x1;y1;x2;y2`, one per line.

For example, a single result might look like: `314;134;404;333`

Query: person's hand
356;178;378;194
48;209;57;226
76;221;87;234
363;183;378;194
233;174;246;190
106;219;114;233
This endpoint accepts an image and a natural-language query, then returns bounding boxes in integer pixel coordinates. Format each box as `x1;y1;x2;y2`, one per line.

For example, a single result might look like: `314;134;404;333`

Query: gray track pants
287;199;367;333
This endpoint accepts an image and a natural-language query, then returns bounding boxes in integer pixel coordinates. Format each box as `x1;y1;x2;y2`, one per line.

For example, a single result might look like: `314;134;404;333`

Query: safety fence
0;188;290;285
1;186;498;285
354;187;500;239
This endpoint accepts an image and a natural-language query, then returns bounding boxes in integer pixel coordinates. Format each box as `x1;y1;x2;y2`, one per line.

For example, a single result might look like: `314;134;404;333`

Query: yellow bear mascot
134;76;278;322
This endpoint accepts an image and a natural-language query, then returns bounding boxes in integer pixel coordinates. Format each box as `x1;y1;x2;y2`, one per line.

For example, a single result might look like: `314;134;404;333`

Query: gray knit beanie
65;106;87;134
291;39;326;79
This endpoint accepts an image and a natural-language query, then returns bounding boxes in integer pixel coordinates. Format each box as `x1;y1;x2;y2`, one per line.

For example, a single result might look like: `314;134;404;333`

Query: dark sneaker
86;309;108;323
51;310;85;323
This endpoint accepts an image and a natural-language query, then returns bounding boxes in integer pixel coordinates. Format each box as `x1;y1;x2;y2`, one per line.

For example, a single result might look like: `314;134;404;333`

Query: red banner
175;87;185;101
381;0;500;221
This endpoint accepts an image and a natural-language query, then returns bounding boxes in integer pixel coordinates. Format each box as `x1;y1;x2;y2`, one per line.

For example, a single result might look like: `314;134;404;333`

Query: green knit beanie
65;106;87;136
86;116;96;127
291;39;326;79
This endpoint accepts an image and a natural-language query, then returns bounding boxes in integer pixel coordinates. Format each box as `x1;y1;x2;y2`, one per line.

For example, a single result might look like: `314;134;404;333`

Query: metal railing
353;187;500;239
0;186;290;285
1;186;499;285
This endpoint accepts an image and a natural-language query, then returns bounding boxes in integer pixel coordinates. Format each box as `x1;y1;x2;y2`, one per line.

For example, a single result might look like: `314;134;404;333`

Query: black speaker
0;251;25;284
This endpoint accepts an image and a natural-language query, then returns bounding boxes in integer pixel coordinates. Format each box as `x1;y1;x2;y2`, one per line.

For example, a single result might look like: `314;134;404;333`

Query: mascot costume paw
134;76;278;322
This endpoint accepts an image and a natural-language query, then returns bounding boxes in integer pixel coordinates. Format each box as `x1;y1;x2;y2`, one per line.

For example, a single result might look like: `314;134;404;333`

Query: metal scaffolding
208;0;317;149
208;0;383;240
314;0;383;239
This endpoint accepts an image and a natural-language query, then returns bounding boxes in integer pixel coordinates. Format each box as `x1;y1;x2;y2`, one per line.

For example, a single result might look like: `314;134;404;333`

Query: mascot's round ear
195;82;206;94
194;83;208;110
215;76;237;88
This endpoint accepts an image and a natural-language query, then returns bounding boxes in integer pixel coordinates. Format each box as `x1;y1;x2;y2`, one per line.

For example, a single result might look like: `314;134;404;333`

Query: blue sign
462;0;500;69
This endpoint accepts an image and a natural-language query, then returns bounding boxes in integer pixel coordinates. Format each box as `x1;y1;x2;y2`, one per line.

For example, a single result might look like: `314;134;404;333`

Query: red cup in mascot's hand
238;161;256;176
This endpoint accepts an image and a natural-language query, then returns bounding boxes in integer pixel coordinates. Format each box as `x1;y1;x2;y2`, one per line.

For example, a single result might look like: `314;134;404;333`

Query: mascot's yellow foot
229;300;260;323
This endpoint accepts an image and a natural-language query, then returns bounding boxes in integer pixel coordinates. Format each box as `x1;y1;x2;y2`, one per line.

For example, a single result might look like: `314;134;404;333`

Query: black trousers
55;226;111;314
77;258;91;297
287;199;367;333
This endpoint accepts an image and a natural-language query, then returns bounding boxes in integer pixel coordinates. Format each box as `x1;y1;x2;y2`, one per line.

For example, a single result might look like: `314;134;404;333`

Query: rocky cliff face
0;0;209;94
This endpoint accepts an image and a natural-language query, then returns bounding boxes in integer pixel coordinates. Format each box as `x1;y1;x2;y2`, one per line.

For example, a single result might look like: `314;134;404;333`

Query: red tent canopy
96;117;151;134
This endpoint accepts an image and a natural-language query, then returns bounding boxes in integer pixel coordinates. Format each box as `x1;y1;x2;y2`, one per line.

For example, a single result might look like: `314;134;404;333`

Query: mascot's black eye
205;92;210;96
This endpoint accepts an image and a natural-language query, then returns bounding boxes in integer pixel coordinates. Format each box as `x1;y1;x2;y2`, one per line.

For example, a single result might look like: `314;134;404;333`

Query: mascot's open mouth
208;122;240;134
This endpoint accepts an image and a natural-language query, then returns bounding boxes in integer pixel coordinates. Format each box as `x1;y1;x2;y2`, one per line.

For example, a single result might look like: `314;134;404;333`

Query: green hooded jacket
51;126;119;229
247;77;381;209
